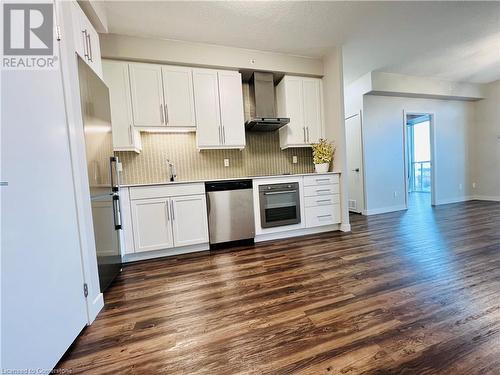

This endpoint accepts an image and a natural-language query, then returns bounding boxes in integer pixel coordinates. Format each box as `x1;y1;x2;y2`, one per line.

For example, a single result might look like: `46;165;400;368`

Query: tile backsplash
116;131;313;185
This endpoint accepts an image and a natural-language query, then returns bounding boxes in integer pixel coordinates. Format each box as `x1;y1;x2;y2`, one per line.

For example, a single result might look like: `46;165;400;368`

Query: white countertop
122;171;341;188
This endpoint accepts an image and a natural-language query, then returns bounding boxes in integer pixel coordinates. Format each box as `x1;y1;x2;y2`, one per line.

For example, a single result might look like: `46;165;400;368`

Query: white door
193;69;222;147
302;78;323;144
129;63;165;127
218;71;245;147
284;77;306;145
162;66;196;128
102;60;141;152
131;198;174;252
171;195;209;247
345;113;365;213
2;69;88;369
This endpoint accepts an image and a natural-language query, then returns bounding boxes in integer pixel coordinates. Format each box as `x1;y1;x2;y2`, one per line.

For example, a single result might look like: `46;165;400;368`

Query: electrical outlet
393;191;398;198
224;158;230;167
472;182;477;189
459;183;463;191
292;155;298;164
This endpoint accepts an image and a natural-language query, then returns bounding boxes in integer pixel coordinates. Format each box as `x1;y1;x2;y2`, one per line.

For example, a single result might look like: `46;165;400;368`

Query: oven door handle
263;190;297;195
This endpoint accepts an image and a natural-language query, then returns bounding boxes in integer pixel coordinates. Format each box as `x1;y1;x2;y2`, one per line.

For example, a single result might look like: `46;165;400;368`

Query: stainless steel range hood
244;72;290;131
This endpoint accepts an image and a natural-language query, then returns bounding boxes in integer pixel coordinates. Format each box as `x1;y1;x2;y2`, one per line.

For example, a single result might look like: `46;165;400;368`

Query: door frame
403;111;436;208
345;110;366;214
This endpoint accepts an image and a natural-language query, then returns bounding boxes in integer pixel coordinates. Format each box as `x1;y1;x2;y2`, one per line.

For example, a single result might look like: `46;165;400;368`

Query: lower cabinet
171;195;209;247
131;198;174;252
130;193;209;253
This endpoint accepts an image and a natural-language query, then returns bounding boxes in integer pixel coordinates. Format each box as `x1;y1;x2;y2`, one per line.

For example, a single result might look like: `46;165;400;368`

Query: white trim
255;224;341;243
434;196;475;205
122;243;209;263
88;293;104;322
340;223;351;232
364;205;407;215
472;195;500;202
403;111;437;208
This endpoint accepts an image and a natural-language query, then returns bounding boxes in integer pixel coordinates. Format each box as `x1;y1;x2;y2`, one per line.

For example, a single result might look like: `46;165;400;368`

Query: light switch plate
224;159;230;167
292;156;298;164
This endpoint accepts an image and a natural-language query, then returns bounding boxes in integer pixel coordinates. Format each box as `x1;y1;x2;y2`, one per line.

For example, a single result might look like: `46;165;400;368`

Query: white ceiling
103;1;500;84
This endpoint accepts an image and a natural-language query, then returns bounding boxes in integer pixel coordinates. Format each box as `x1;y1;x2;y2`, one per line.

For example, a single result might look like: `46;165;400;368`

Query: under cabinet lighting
139;127;196;134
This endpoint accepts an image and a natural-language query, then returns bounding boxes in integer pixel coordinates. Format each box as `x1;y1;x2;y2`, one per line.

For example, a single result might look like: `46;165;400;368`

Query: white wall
362;95;475;213
100;33;323;76
472;80;500;200
322;48;350;230
370;72;486;100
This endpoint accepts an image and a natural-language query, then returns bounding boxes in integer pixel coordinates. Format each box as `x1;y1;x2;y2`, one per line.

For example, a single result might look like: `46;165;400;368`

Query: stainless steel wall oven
259;182;300;228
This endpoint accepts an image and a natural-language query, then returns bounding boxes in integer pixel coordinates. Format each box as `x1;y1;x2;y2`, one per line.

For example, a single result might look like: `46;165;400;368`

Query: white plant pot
314;163;330;173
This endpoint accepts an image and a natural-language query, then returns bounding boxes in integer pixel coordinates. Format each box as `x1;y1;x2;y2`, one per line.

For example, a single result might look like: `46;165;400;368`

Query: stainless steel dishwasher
205;180;255;246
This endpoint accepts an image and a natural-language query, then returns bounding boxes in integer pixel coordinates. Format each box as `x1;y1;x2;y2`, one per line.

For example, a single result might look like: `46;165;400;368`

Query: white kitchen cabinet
102;60;142;152
277;76;324;149
171;195;209;247
71;2;102;78
302;78;323;144
128;184;209;255
193;68;245;149
129;63;165;127
193;69;222;147
218;71;246;148
161;66;196;128
130;198;174;252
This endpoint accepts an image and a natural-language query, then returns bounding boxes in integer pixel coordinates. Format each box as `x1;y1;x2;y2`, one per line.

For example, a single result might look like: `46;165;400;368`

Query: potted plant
311;139;335;173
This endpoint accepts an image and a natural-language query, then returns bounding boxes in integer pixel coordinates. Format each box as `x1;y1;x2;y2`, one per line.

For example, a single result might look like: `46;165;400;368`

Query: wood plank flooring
57;198;500;374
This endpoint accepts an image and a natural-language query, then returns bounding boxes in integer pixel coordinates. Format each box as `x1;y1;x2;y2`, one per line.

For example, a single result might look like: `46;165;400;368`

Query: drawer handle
317;199;331;203
316;178;330;182
316;189;330;193
317;214;332;218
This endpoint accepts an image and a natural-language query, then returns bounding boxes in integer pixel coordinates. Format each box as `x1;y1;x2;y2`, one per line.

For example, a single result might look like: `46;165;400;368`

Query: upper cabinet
193;68;245;149
162;66;196;128
128;62;196;129
102;60;142;153
71;2;102;78
276;76;324;149
129;63;165;127
103;60;245;150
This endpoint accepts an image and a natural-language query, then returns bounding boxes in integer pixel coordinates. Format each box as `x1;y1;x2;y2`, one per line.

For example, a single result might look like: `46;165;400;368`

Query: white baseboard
122;243;209;263
435;196;474;205
87;292;104;324
472;195;500;202
255;224;341;243
340;223;351;232
363;205;407;216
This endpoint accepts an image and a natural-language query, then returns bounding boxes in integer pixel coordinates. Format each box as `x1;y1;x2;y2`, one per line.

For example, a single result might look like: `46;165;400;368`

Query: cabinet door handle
303;127;306;143
82;30;88;59
128;125;133;144
164;104;169;125
223;127;226;144
171;200;175;220
307;127;310;143
218;125;222;144
86;33;93;62
165;201;170;221
160;104;164;124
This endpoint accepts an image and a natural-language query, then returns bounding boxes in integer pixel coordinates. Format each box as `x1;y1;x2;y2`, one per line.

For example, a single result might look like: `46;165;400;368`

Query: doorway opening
405;113;434;209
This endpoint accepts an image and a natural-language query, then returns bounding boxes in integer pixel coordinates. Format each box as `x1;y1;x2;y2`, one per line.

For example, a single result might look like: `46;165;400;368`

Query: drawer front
304;194;340;208
303;184;340;197
130;183;205;200
303;174;339;186
305;204;341;228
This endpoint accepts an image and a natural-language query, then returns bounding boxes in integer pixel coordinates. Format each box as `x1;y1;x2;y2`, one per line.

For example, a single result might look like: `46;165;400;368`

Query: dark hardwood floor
57;198;500;374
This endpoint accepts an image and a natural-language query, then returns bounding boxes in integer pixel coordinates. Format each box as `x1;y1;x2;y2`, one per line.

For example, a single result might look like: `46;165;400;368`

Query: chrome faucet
166;159;177;182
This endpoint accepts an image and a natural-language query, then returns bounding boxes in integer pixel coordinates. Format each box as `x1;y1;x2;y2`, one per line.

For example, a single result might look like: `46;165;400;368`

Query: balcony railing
411;161;431;192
